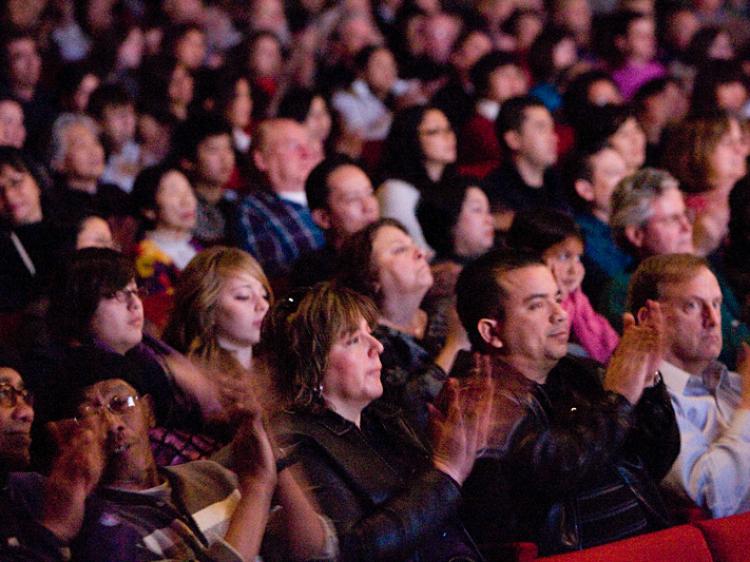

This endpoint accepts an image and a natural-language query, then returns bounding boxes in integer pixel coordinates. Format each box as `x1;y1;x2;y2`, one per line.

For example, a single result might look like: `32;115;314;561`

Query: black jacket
274;405;482;562
460;355;680;557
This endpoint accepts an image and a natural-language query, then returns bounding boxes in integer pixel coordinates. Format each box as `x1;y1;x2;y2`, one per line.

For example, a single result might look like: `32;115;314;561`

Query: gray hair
49;113;100;171
610;168;680;251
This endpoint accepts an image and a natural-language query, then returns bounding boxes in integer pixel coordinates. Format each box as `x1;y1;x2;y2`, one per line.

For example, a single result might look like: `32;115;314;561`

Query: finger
622;312;636;332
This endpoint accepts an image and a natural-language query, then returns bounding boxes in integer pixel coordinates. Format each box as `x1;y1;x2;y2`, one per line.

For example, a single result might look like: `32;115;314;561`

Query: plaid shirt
237;190;325;279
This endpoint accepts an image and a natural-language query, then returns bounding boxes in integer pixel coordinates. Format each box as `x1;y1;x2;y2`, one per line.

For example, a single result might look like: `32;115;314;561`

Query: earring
314;383;324;398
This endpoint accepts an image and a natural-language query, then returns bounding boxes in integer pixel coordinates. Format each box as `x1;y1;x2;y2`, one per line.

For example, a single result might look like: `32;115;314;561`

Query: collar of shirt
660;359;728;396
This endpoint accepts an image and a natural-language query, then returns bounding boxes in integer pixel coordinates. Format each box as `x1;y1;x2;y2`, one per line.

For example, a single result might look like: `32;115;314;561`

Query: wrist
433;459;464;486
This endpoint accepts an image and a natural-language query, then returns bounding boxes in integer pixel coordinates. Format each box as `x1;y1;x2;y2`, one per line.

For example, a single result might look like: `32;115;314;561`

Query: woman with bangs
665;111;748;256
267;282;491;562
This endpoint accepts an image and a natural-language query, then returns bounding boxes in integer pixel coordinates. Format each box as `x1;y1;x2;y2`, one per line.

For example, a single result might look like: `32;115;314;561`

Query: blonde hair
163;246;272;367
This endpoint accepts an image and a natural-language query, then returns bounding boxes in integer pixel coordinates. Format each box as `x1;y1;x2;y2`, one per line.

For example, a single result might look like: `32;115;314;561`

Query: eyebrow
522;293;550;304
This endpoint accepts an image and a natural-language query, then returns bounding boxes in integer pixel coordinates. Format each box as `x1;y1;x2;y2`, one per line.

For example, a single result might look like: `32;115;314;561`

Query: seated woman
266;282;491;562
34;248;223;465
0;147;64;313
337;218;468;430
131;163;201;329
507;209;619;364
163;246;274;450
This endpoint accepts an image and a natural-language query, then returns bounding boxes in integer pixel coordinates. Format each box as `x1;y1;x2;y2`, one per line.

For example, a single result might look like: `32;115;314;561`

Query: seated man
15;367;335;561
628;254;750;518
605;167;749;368
454;250;679;556
236;119;324;282
290;154;379;288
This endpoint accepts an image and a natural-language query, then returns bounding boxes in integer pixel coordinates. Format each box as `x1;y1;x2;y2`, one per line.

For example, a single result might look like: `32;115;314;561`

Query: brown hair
336;217;408;305
162;246;272;367
260;283;378;412
626;253;709;314
665;113;732;194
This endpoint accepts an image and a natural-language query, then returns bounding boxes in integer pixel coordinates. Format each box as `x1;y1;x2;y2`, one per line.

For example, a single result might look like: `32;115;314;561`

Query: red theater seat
538;525;713;562
695;512;750;562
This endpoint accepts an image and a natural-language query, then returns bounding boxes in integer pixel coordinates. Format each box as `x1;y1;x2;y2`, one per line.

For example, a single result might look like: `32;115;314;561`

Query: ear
142;208;157;222
624;224;645;248
636;306;649;324
311;208;332;230
253;149;268;172
477;318;503;349
180;157;194;172
503;130;522;152
574;179;595;203
141;394;156;429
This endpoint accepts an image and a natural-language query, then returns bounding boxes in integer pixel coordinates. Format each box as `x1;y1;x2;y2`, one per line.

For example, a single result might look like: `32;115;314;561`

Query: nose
102;407;126;433
11;400;34;424
551;299;568;324
367;332;384;355
704;304;720;328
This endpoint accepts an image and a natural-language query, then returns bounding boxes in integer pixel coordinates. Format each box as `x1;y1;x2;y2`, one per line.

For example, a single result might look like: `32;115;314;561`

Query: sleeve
665;381;750;518
508;386;636;496
295;447;462;562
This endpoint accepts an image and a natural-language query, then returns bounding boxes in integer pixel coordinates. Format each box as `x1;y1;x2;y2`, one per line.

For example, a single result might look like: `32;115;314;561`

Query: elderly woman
337;218;468;429
266;282;490;562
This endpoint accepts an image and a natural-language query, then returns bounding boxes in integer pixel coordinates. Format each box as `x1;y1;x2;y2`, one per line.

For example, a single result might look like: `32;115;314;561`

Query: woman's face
708;31;734;60
587;79;622;106
372;225;433;298
609;116;646;173
90;279;144;354
305;96;332;142
552;37;578;71
715;80;748;113
215;271;270;349
0;164;42;225
76;216;114;249
118;27;145;69
226;78;253;129
418;109;456;166
322;316;384;414
453;187;495;257
249;36;282;78
154;170;197;233
709;118;747;185
73;74;101;113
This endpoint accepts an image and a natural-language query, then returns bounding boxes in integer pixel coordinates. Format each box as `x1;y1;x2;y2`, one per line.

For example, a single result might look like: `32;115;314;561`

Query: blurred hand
604;300;665;404
231;403;277;492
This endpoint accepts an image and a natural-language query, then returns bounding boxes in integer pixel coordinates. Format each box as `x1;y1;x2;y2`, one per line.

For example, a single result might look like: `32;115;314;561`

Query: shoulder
164;460;239;491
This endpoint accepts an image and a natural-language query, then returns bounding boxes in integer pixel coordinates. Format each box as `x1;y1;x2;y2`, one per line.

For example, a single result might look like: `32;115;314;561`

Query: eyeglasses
102;287;148;303
76;395;139;421
0;383;33;408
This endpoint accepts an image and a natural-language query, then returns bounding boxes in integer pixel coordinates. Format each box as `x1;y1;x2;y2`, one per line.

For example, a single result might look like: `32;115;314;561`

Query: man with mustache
628;253;750;518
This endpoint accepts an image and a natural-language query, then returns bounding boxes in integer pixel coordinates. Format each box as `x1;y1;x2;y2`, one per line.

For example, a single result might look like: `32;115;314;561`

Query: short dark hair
47;248;136;344
495;95;548;154
561;141;611;211
305;153;359;212
417;175;482;258
87;83;133;120
562;69;619;128
336;218;408;305
470;51;519;97
626;253;709;314
575;103;636;152
130;164;186;228
456;249;543;350
528;26;574;83
506;209;582;256
277;87;325;123
171;112;232;163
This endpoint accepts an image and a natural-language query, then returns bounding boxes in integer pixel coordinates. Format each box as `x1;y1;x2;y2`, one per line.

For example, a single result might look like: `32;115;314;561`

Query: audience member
236;118;324;282
377;105;458;252
454;249;678;555
608;11;665;100
267;282;491;561
576;103;647;175
628;254;750;517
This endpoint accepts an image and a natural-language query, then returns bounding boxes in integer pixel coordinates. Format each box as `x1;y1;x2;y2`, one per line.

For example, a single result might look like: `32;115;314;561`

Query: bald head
253;119;316;193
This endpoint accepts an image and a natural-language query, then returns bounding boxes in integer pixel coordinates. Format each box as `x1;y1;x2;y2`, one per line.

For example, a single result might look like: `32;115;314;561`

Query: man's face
633;187;694;256
255;121;315;192
625;17;656;62
5;38;41;90
61;123;105;182
659;267;723;374
322;164;379;240
514;106;558;169
0;100;26;148
75;379;153;486
493;265;569;380
0;368;33;470
488;64;528;103
195;133;234;187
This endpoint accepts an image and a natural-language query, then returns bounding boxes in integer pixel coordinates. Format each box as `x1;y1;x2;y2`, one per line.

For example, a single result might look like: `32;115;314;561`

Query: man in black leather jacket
453;250;680;557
